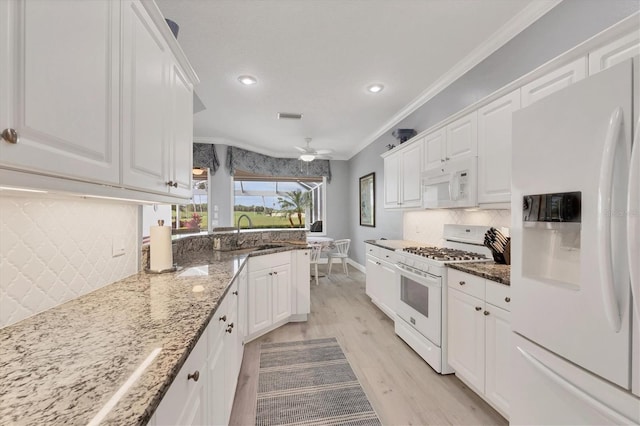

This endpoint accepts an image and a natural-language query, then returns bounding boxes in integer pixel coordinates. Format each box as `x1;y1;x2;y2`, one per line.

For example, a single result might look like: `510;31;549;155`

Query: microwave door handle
628;118;640;325
452;173;460;201
597;107;626;333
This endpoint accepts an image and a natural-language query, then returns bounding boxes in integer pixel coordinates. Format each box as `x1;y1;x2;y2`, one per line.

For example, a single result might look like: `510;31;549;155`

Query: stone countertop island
0;244;305;425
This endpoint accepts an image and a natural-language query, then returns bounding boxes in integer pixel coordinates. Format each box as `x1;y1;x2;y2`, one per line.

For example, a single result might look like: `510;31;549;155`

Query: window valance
226;146;331;182
193;143;221;174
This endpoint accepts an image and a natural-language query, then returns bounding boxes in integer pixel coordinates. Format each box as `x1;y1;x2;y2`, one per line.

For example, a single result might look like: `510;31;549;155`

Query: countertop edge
447;262;511;286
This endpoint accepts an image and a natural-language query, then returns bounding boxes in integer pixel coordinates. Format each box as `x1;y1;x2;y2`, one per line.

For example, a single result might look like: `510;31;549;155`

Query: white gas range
394;225;493;374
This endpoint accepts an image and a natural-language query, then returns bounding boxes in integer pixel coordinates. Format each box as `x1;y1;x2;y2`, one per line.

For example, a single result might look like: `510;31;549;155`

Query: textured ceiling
156;0;554;160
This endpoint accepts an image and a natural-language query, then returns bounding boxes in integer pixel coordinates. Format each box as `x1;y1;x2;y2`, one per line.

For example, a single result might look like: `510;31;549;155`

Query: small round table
306;236;334;278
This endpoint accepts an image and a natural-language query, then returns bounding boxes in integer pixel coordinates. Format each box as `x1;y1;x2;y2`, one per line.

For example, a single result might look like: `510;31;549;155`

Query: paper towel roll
150;223;173;272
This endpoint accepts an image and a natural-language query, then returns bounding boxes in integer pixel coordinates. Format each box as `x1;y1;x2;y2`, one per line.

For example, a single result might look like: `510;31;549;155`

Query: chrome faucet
235;214;253;247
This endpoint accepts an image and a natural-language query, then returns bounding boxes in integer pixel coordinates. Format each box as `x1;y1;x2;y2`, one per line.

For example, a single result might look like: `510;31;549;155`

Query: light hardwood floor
230;267;508;426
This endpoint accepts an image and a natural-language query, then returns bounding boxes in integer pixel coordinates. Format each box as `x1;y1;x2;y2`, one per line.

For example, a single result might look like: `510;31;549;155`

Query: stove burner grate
403;246;488;261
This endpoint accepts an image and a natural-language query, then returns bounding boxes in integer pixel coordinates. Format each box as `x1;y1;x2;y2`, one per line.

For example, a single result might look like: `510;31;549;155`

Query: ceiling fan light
238;75;257;85
367;83;384;93
299;154;315;162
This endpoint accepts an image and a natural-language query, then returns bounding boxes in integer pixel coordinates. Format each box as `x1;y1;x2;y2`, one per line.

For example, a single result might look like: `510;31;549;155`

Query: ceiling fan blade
294;146;310;153
315;149;332;155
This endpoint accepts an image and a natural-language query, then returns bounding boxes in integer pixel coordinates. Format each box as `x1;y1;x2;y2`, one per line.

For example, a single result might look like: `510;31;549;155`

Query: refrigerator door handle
628;119;640;325
516;346;635;424
597;107;625;333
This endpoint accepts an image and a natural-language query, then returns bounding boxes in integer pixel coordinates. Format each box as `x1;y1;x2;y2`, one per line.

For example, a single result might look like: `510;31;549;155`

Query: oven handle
395;264;441;287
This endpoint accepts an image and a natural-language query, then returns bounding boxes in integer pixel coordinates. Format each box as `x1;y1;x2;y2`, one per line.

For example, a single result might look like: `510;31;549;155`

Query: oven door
396;267;442;346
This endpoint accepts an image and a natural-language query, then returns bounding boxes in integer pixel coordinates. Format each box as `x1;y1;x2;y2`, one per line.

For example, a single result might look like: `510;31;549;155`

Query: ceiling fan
294;138;332;162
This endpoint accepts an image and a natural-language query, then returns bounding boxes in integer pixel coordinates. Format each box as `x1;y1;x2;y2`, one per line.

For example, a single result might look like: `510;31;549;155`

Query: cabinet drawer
486;280;511;312
249;251;290;271
365;244;396;262
448;268;485;299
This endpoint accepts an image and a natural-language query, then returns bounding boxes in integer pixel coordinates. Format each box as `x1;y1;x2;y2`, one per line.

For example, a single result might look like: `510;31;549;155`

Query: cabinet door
175;358;208;426
477;90;520;204
448;287;485;392
446;111;477;160
224;293;240;424
208;335;226;426
168;61;193;199
485;304;511;418
379;261;397;318
294;249;311;315
121;0;170;194
383;152;400;208
237;266;248;338
589;31;640;74
521;57;586;107
248;270;271;335
423;128;445;170
155;331;208;425
400;141;423;207
0;0;120;184
271;264;292;323
365;256;379;300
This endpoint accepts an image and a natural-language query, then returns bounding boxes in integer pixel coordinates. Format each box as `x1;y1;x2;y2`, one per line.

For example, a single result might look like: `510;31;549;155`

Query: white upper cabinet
446;112;478;161
0;0;120;184
521;57;586;107
423;112;477;172
0;0;197;202
477;89;520;204
121;0;170;194
168;62;194;198
589;31;640;74
383;151;401;208
383;139;423;209
424;129;446;170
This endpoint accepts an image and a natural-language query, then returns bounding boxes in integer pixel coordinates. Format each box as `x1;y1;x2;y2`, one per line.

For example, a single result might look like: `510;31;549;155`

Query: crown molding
348;0;562;159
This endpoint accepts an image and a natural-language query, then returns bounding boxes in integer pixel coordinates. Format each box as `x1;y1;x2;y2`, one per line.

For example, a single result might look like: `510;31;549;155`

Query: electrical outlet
112;235;125;257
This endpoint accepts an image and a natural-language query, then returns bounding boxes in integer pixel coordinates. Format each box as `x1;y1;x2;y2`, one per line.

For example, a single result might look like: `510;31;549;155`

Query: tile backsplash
403;209;511;245
0;195;138;328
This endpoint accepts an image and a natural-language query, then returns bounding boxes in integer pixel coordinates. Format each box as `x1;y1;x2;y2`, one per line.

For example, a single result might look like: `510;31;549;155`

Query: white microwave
422;157;477;209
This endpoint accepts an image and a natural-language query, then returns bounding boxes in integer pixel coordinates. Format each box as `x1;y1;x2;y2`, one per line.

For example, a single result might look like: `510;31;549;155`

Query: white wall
0;195;138;328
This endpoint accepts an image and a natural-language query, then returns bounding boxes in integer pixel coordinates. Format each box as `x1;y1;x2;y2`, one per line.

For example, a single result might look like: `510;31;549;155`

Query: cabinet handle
505;297;511;303
440;159;445;163
445;157;450;160
233;290;238;296
484;310;490;316
219;315;227;322
268;272;273;276
1;128;18;144
188;371;200;382
226;323;234;333
475;306;482;311
459;281;466;285
273;271;278;275
166;180;178;188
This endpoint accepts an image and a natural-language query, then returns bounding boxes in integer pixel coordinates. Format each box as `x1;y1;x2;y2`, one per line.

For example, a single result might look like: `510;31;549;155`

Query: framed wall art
359;172;375;227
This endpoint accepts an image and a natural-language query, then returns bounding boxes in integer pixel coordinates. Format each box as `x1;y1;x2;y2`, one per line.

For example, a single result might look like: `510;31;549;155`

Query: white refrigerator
511;59;640;424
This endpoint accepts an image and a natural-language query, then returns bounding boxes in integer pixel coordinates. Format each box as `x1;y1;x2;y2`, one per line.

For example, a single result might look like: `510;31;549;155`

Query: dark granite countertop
364;239;422;251
0;245;306;425
448;262;511;286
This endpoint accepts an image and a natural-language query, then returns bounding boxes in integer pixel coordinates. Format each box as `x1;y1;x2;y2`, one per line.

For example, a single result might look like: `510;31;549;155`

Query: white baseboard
347;258;365;273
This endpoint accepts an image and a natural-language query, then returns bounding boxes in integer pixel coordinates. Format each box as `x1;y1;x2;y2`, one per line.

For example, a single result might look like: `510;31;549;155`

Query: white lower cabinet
156;279;243;426
248;252;292;337
447;268;511;419
364;244;397;319
155;324;209;425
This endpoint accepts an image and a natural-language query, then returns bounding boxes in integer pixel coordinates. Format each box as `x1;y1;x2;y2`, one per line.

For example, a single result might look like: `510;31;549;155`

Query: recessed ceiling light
367;83;384;93
238;75;257;85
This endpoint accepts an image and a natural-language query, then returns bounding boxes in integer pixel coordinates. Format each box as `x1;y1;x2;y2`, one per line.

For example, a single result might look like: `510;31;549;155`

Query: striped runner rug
256;337;381;426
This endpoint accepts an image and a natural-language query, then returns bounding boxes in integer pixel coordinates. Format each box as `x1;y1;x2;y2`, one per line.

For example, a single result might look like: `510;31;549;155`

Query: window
172;170;209;233
233;173;325;233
